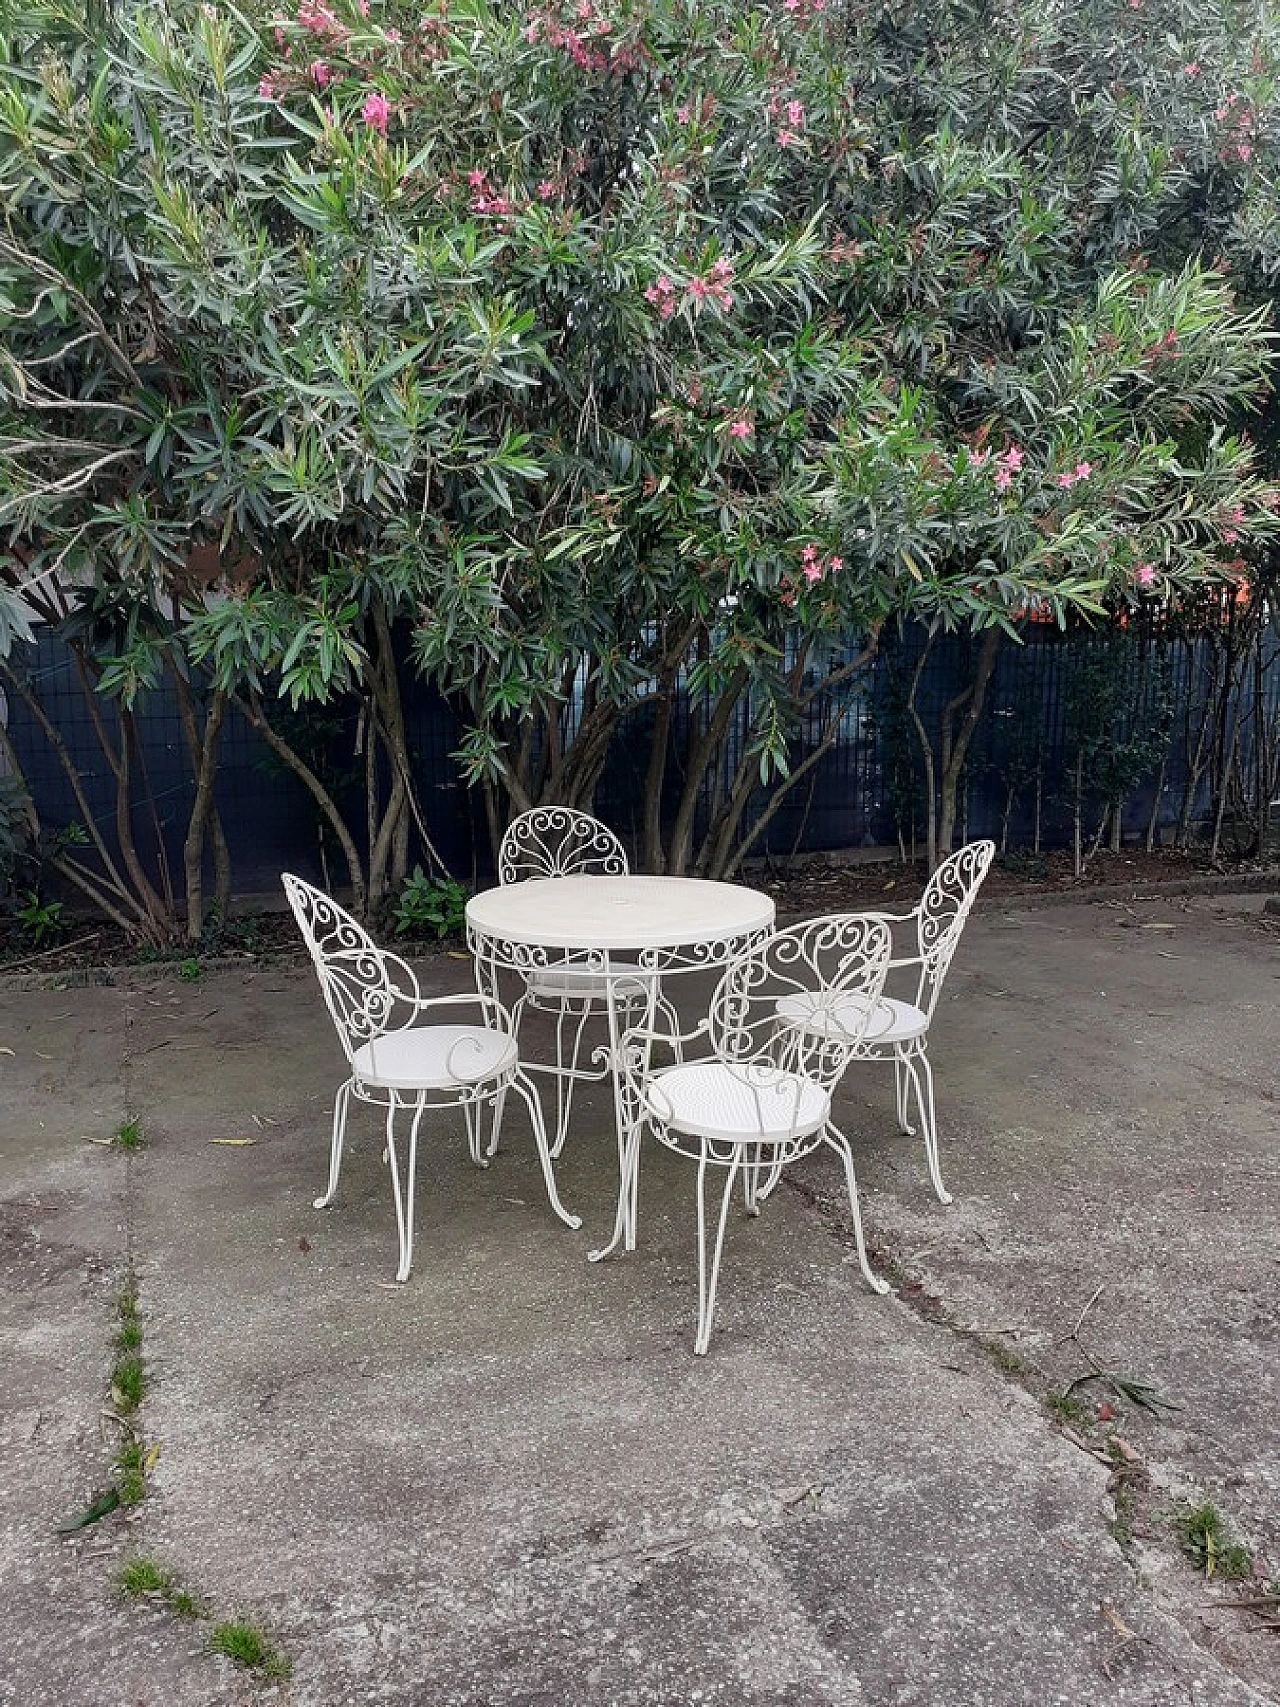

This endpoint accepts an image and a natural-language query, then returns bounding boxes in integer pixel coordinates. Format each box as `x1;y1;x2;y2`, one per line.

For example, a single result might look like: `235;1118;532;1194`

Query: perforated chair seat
353;1026;518;1092
775;990;928;1046
642;1060;830;1146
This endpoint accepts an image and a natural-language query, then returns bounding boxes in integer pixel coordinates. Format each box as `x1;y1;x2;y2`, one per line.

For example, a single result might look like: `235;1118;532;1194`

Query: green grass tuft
209;1620;291;1679
111;1353;145;1413
119;1557;169;1597
114;1118;144;1151
1047;1390;1092;1427
1177;1501;1254;1580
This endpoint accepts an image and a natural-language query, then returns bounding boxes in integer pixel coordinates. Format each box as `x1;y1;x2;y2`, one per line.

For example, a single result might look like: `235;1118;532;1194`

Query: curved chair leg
549;1001;594;1159
315;1078;352;1209
742;1144;765;1217
821;1123;891;1296
510;1070;582;1231
894;1054;915;1136
490;991;530;1157
904;1048;951;1204
756;1155;785;1205
486;1087;508;1161
386;1098;427;1284
694;1144;744;1356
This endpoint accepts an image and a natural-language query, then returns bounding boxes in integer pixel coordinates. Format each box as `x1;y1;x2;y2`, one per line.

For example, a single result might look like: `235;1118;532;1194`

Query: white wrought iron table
465;875;776;1260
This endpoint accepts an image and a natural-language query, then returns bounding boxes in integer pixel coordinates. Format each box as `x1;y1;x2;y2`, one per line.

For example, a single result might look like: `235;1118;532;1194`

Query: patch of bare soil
753;845;1276;917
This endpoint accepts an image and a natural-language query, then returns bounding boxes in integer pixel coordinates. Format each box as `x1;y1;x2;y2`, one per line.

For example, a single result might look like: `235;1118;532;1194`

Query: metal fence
4;612;1277;898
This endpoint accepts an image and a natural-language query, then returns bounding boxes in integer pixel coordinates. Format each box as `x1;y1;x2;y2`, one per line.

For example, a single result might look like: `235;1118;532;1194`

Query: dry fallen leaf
1101;1603;1139;1640
209;1137;256;1147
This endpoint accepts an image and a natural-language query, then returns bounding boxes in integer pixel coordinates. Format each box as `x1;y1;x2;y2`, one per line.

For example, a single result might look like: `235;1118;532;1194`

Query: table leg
587;958;661;1264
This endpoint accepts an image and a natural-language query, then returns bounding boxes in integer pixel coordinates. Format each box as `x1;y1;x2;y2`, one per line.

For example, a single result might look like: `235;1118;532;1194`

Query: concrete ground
0;892;1276;1707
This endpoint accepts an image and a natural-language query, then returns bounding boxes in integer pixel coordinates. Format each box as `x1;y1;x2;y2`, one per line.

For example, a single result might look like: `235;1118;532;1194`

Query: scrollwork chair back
498;808;629;885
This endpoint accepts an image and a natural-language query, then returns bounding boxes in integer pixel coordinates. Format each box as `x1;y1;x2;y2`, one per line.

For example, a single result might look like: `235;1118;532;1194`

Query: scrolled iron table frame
465;875;776;1261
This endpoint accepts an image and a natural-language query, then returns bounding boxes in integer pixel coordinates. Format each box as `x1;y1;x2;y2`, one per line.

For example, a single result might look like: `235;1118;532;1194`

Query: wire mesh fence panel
4;609;1277;910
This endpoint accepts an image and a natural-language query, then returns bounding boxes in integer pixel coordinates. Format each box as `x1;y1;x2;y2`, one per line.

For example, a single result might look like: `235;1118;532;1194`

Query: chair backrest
497;807;629;885
710;914;893;1090
912;839;995;1017
282;873;420;1064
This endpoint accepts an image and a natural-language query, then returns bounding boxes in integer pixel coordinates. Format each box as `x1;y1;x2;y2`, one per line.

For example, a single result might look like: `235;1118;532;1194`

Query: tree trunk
666;665;749;877
237;691;368;915
181;689;227;941
935;628;1001;862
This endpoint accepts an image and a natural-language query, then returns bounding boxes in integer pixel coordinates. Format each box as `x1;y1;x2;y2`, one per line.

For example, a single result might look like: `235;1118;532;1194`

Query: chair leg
314;1078;352;1209
386;1099;427;1284
742;1145;765;1217
510;1070;582;1231
904;1048;951;1205
486;1086;508;1161
820;1123;891;1296
894;1054;915;1137
489;991;529;1157
549;1001;594;1160
462;1099;492;1170
694;1144;744;1356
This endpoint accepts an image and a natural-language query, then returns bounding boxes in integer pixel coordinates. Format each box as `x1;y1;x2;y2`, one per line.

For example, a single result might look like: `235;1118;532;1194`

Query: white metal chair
774;840;995;1205
282;873;580;1282
614;915;894;1355
496;807;680;1157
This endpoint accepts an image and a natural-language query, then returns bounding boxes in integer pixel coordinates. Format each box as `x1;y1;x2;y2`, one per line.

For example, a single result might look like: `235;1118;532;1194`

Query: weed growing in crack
209;1620;292;1680
1177;1502;1254;1580
118;1557;203;1620
114;1118;144;1151
1047;1390;1092;1428
119;1557;169;1597
115;1439;146;1507
988;1342;1031;1379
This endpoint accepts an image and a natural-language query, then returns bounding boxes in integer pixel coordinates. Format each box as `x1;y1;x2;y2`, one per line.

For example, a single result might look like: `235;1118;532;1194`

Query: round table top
466;874;775;953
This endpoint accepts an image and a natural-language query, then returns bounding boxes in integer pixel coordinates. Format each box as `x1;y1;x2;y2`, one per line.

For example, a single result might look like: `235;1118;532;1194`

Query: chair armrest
618;1016;710;1057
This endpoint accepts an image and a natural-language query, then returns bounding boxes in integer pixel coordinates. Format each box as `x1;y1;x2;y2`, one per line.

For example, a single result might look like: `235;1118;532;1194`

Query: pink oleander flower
644;276;677;319
362;91;391;135
525;21;540;40
998;444;1025;472
310;60;330;85
1223;529;1239;544
803;562;823;583
787;100;804;125
801;543;819;565
538;180;556;200
467;168;488;188
1134;563;1156;588
687;276;710;302
258;73;278;99
385;28;403;45
1056;473;1076;489
1183;61;1200;75
993;467;1014;493
827;555;844;572
1074;461;1094;481
1237;143;1253;162
677;104;692;124
724;416;753;440
274;25;286;47
777;128;796;147
710;257;734;283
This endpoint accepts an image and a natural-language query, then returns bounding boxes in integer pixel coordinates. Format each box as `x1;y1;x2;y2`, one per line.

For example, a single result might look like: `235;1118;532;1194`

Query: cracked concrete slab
0;894;1276;1706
